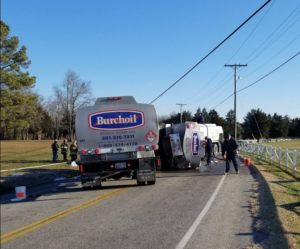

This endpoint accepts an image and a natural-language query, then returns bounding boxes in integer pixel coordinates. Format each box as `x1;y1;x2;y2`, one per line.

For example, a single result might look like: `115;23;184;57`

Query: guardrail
238;141;300;176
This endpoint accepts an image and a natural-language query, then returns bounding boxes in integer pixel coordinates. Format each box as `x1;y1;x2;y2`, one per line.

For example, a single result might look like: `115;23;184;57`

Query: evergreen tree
269;113;290;138
207;109;224;125
182;110;193;122
242;109;270;141
224;110;235;136
0;21;37;139
288;118;300;138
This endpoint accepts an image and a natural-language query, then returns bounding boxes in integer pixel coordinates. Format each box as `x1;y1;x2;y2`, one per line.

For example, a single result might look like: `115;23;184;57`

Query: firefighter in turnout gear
70;140;78;166
51;139;59;162
60;139;68;162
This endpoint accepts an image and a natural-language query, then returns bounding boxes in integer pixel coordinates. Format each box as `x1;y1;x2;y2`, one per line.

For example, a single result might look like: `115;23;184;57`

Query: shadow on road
0;167;79;202
0;168;155;205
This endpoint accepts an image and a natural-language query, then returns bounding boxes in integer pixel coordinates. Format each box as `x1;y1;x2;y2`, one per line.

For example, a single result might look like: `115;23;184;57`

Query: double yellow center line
1;188;127;244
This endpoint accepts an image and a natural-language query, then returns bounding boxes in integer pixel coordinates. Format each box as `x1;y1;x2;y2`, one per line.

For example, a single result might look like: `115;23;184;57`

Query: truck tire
82;186;92;191
137;180;145;186
213;143;219;156
147;180;155;185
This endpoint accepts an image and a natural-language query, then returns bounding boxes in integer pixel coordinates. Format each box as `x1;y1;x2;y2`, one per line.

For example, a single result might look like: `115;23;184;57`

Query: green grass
263;139;300;150
1;140;67;170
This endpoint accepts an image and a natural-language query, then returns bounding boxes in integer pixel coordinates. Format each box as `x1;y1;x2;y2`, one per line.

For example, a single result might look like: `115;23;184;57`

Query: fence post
285;148;289;171
272;146;275;163
293;149;297;175
278;147;282;168
265;145;268;161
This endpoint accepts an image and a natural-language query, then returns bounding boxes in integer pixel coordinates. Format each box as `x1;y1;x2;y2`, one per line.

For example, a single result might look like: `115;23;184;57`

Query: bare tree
63;70;94;140
46;70;94;140
44;96;64;139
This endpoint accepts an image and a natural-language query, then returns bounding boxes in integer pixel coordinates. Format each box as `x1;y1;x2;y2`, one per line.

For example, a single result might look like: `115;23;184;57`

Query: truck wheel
137;181;145;186
213;143;219;156
93;185;102;190
148;181;156;185
82;186;92;191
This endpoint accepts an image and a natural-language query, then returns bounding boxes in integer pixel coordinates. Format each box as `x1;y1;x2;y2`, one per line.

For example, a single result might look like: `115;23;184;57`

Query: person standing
205;136;213;168
51;139;59;163
70;140;78;165
60;139;68;162
197;113;205;124
222;134;239;174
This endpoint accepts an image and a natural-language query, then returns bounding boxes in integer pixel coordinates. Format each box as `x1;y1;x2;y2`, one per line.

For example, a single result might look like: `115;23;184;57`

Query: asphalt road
1;159;257;249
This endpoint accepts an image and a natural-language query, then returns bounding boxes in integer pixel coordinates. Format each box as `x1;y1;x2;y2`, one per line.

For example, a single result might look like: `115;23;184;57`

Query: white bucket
71;161;78;167
15;186;26;200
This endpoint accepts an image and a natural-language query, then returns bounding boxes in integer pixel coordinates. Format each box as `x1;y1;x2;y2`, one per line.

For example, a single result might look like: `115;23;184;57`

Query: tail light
155;157;161;168
79;165;84;173
138;145;145;151
151;144;159;150
80;149;87;155
94;148;101;154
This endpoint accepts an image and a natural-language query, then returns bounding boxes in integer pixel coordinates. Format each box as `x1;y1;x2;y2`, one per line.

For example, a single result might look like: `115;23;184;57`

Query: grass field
263;139;300;150
1;140;68;171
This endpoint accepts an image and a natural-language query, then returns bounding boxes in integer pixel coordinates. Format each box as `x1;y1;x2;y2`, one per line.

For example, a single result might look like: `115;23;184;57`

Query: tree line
1;20;299;140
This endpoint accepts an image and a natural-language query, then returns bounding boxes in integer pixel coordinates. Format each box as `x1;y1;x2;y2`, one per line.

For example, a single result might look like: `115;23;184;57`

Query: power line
242;32;300;81
186;2;298;109
149;0;272;104
238;52;299;93
182;1;274;107
243;3;300;64
226;0;275;64
213;51;300;109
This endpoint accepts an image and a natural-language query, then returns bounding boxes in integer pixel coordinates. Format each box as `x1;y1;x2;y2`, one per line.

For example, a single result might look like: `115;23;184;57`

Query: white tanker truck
158;122;223;170
75;96;160;189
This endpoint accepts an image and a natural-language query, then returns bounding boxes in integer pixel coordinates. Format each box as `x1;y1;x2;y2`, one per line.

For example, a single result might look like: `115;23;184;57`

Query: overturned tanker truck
157;122;223;170
75;96;160;189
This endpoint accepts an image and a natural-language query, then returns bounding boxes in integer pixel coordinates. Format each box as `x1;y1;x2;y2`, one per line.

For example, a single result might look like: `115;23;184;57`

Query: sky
2;0;300;122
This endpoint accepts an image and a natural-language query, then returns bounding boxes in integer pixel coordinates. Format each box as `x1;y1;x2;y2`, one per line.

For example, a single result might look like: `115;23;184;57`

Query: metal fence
238;141;300;176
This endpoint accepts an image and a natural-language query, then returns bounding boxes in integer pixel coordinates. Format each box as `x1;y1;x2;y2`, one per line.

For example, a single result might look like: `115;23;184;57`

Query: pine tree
0;21;37;139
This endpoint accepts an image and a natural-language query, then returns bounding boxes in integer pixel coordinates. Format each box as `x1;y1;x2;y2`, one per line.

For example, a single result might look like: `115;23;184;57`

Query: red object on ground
244;158;251;166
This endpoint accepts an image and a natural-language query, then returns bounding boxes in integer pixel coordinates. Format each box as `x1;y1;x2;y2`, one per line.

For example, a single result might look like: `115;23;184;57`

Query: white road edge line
175;174;227;249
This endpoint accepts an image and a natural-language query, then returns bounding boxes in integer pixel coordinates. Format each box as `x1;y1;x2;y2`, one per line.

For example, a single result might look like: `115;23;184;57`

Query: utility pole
176;103;186;123
224;64;247;140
